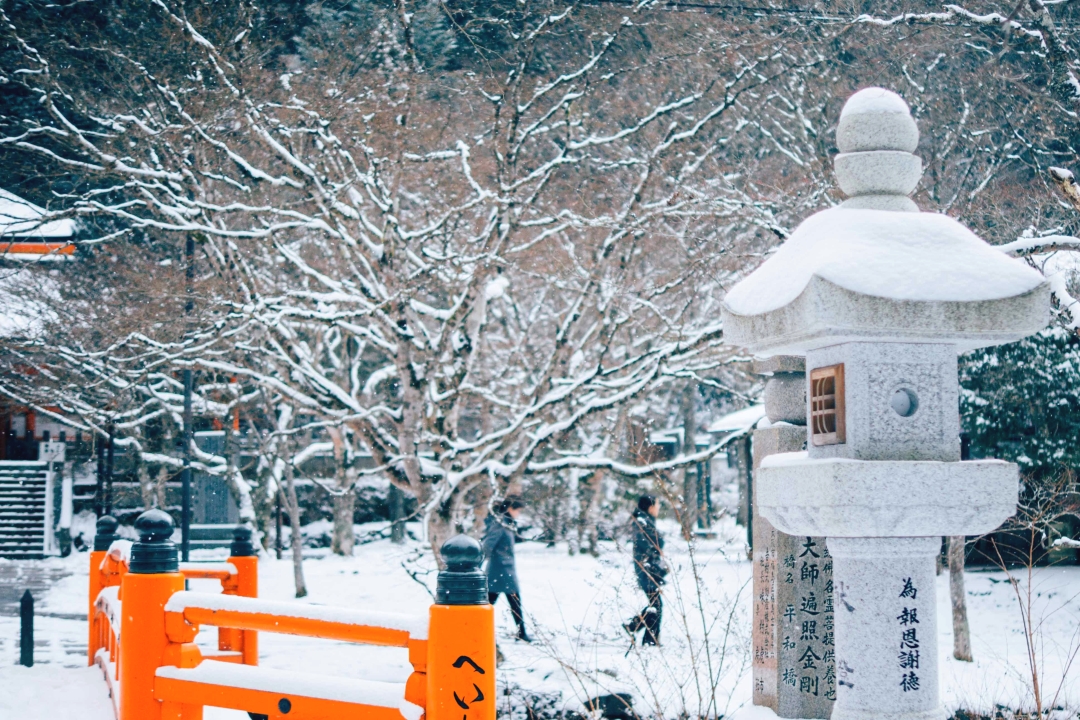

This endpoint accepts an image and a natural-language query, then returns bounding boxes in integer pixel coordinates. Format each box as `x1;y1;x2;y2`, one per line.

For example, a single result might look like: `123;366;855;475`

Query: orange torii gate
88;510;495;720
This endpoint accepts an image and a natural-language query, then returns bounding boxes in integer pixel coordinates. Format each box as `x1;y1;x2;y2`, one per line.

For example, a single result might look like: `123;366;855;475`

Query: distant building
0;189;76;260
0;401;81;461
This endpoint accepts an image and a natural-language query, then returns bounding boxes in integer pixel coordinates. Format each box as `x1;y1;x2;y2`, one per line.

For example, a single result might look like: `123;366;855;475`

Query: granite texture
836;90;919;153
828;537;941;720
723;275;1049;356
840;195;920;212
806;342;959;462
764;373;807;425
755;454;1018;537
834;151;922;197
753;356;806;375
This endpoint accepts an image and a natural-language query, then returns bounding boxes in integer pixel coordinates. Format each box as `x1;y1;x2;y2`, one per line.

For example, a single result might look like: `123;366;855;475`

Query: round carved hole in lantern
890;387;919;417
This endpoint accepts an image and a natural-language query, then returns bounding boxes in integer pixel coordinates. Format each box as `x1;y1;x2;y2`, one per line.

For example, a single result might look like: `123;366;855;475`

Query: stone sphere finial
834;87;922;211
836;88;919;153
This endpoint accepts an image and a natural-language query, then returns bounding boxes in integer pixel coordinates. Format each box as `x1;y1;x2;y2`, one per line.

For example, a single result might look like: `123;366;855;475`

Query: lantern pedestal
756;455;1017;538
827;537;940;720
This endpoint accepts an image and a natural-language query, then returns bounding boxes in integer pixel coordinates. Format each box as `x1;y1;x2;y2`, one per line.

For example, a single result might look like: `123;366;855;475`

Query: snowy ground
1;517;1078;718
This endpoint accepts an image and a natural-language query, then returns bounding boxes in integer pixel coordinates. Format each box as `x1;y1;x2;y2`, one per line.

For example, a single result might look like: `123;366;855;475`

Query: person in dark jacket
482;496;531;642
624;494;666;646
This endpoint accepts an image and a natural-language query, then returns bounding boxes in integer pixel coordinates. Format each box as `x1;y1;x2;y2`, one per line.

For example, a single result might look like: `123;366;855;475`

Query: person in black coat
482;496;531;642
624;494;666;646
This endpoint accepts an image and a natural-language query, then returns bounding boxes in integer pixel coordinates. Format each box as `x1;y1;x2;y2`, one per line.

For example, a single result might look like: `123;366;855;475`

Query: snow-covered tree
2;0;844;554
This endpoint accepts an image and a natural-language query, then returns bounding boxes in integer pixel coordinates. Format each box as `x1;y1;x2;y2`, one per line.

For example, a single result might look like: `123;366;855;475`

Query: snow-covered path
1;517;1077;718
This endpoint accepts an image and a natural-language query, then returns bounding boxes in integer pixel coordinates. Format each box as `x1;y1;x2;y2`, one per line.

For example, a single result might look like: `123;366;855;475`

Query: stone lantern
722;88;1050;720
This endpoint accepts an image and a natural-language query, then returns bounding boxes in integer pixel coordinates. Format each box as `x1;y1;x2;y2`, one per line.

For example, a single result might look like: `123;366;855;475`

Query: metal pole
95;433;105;517
181;233;195;563
105;423;115;516
275;490;283;560
20;590;33;667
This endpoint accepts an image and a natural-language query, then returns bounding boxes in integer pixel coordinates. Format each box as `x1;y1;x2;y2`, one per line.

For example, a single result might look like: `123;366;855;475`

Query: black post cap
229;525;258;557
128;509;179;574
435;534;488;605
93;515;120;552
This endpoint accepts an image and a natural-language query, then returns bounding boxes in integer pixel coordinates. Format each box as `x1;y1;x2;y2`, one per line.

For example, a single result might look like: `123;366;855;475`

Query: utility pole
181;234;195;562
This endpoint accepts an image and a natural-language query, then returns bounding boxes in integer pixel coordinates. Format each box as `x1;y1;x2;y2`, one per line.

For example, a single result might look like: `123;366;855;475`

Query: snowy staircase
0;461;51;559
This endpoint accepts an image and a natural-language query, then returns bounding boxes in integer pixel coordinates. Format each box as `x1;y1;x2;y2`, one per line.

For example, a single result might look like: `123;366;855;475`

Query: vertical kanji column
752;356;835;715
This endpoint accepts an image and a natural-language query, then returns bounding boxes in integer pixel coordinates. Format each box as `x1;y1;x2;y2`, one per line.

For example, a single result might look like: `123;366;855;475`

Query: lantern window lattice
810;364;845;446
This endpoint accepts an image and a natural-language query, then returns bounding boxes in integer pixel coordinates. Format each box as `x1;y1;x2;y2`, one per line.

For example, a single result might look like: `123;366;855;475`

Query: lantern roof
722;88;1049;356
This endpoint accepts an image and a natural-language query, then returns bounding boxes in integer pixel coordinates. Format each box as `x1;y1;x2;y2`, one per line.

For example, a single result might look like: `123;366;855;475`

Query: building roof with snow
722;88;1049;356
706;404;765;435
0;189;76;260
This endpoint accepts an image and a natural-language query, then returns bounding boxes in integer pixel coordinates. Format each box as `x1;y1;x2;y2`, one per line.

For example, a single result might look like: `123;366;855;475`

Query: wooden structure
88;510;495;720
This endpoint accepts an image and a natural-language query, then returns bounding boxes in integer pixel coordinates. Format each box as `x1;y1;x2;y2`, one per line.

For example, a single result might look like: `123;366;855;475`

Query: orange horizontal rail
155;670;407;720
172;606;413;648
180;568;235;581
202;650;244;664
99;511;494;720
0;242;75;255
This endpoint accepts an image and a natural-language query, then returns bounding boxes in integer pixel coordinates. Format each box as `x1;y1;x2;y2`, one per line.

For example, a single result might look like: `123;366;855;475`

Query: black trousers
489;592;526;635
628;587;662;645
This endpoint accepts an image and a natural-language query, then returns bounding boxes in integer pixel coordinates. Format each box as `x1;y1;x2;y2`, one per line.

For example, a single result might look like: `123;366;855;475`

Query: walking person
624;494;667;647
482;496;532;642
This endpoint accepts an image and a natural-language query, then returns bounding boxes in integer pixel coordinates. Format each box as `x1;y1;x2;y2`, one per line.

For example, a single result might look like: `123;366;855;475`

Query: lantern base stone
757;454;1017;538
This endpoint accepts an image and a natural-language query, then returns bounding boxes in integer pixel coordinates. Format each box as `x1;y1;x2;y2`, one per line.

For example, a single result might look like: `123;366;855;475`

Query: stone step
0;505;45;515
0;490;46;499
0;519;45;528
0;502;46;511
0;541;45;550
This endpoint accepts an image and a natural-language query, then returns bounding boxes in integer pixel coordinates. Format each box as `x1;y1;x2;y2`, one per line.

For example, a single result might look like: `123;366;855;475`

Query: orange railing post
96;522;494;720
427;536;496;720
222;526;259;665
119;510;186;720
88;515;118;666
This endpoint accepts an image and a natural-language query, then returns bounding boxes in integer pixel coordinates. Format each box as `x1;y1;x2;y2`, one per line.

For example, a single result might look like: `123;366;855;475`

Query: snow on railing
88;521;261;672
91;585;122;719
155;664;423;720
104;539;133;564
164;591;429;641
91;511;494;720
95;586;122;640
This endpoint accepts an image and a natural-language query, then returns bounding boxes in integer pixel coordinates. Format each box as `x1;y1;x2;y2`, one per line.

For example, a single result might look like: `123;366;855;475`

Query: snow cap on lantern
722;87;1050;357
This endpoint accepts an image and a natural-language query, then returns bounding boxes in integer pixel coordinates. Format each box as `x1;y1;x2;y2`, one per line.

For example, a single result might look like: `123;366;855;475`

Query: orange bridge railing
88;511;495;720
